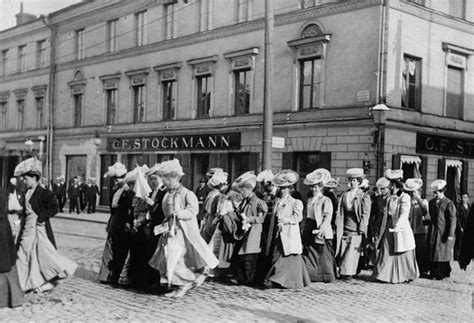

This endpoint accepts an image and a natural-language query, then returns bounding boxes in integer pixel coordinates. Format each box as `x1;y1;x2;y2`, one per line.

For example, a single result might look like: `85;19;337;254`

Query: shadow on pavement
217;303;315;322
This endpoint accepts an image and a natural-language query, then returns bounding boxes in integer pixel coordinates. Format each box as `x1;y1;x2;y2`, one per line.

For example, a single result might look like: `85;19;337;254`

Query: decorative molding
0;67;49;83
99;72;122;80
223;47;259;60
442;42;474;56
187;56;219;76
0;91;10;103
187;55;219;66
154;62;181;81
125;67;150;86
288;34;331;48
13;88;28;100
99;72;121;89
124;67;150;77
31;85;47;98
153;62;182;72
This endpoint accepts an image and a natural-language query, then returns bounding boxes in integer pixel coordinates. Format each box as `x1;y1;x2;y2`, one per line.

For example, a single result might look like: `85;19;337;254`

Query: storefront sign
107;133;241;152
416;132;474;158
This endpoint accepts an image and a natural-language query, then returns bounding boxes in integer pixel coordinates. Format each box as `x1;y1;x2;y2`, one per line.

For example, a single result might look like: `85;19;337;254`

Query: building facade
0;0;473;206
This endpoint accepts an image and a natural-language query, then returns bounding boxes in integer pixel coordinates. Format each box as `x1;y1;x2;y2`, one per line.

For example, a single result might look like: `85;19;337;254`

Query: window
135;12;145;46
18;45;26;72
73;94;83;127
17;99;25;130
164;5;176;40
301;0;329;8
234;69;250;115
0;102;7;131
107;20;117;53
228;153;258;182
199;0;212;32
75;29;84;60
36;96;44;128
162;80;176;120
237;0;253;23
401;55;422;110
446;66;463;119
449;0;466;19
1;50;7;76
300;58;322;109
408;0;425;5
36;40;46;69
106;89;117;125
197;75;211;118
132;85;145;123
191;153;210;191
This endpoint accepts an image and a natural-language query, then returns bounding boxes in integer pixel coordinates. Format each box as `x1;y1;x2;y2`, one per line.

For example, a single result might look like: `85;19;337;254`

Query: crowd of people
1;156;474;308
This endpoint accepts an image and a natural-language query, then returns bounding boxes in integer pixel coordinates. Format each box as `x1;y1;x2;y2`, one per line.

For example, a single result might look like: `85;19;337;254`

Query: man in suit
57;176;66;213
68;178;81;214
85;178;100;214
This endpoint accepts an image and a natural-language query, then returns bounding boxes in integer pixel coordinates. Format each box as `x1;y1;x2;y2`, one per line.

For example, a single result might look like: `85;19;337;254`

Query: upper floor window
73;93;83;127
68;70;87;126
237;0;253;23
164;5;176;40
197;75;212;118
449;0;466;19
75;29;85;60
18;45;26;73
135;11;146;46
132;84;145;123
199;0;213;32
36;40;47;69
32;85;46;129
301;0;329;8
17;99;25;130
107;19;118;53
401;55;422;110
300;58;321;109
162;80;176;120
106;89;117;125
446;66;464;119
0;102;6;131
1;50;8;76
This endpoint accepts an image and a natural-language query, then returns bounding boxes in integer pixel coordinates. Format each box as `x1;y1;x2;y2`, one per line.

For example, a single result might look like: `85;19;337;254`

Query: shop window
392;154;427;196
100;154;117;206
73;94;83;127
191;154;210;191
282;151;331;202
156;154;175;163
401;55;422;110
228;153;258;183
446;66;464;120
300;58;322;109
438;159;468;205
132;84;145;123
127;154;150;170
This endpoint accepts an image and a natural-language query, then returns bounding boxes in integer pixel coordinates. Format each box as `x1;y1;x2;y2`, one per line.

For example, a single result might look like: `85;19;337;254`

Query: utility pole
262;0;274;170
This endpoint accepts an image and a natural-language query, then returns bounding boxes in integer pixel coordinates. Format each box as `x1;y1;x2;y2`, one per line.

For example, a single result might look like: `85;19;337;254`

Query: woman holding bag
264;170;310;289
373;170;419;283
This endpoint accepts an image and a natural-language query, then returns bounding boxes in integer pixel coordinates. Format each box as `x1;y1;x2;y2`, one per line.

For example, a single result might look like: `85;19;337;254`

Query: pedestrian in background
455;192;470;261
302;169;336;282
427;179;456;280
459;204;474;270
85;177;100;214
68;178;81;215
368;177;391;267
57;176;66;213
78;176;87;213
373;172;419;283
0;187;24;308
264;170;310;289
335;168;371;279
196;177;211;227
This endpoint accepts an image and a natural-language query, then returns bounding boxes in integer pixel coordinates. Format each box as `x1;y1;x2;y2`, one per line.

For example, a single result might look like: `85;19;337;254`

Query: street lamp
371;103;390;178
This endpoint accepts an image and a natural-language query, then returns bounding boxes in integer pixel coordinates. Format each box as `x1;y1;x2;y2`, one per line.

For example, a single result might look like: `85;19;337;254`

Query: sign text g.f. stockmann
107;133;241;152
416;132;474;158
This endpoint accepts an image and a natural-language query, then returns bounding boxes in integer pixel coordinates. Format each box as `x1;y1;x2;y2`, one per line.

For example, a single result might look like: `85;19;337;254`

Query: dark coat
0;188;17;273
148;187;167;228
85;184;100;197
18;185;58;248
459;206;474;270
58;183;66;195
428;197;456;262
235;194;268;255
107;188;134;234
68;184;80;198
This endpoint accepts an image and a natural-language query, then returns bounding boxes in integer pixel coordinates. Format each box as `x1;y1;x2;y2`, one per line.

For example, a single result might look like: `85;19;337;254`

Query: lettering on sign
107;133;241;152
416;132;474;158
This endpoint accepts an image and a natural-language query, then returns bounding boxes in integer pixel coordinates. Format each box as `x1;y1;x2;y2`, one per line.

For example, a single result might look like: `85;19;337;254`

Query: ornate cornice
0;67;49;83
31;85;47;97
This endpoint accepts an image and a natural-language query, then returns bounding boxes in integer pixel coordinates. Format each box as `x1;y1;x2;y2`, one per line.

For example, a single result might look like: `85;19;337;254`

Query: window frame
73;93;83;127
162;80;177;121
135;11;146;47
35;96;44;128
401;54;422;111
299;57;322;110
164;4;176;40
75;29;85;60
132;84;145;123
1;50;8;76
445;65;464;120
18;45;26;73
17;99;25;130
36;40;47;69
234;68;251;115
236;0;253;23
107;19;118;53
196;74;212;118
106;88;117;125
0;101;7;131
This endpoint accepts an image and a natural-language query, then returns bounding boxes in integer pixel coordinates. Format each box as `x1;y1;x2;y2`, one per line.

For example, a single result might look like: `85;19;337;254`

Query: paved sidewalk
56;211;110;224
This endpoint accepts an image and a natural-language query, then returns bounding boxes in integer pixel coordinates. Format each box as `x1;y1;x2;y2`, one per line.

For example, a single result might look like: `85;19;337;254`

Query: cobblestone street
1;214;473;322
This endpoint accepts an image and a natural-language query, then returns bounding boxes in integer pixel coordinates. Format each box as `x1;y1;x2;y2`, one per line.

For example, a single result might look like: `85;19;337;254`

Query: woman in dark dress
302;169;336;282
459;205;474;270
0;187;24;308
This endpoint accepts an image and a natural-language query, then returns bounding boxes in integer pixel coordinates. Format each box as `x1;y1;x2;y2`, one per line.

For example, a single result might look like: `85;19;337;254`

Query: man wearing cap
68;178;81;215
427;179;456;280
230;171;268;286
85;178;100;214
335;168;372;279
368;177;391;266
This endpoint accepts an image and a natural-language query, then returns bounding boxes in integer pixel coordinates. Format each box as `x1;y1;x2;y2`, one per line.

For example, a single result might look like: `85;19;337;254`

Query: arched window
74;70;84;81
301;24;323;39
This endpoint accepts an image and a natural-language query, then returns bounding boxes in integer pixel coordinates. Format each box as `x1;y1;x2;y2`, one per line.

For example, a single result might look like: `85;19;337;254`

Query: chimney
15;2;37;26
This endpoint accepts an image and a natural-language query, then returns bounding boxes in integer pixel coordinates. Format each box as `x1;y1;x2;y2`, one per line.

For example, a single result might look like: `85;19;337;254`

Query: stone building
0;0;473;206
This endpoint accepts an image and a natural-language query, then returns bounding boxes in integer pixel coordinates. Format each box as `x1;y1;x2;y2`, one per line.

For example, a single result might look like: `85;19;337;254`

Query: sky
0;0;82;31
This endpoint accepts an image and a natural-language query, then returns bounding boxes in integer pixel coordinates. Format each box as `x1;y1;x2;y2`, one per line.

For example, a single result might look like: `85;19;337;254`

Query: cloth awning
401;155;421;165
446;159;463;170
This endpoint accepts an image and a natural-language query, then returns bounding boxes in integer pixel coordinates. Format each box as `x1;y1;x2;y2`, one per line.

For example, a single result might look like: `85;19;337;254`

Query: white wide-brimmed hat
375;177;390;188
324;177;339;189
104;162;127;178
385;169;404;180
346;168;365;178
430;179;447;191
403;178;423;192
234;171;257;189
256;169;274;183
122;165;149;183
206;167;224;177
360;179;370;189
304;168;330;186
159;159;185;177
14;157;42;177
145;163;162;177
208;170;229;188
272;169;299;187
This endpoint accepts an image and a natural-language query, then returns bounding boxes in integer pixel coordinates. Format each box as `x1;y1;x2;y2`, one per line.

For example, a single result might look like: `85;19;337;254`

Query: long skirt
0;265;24;309
429;262;451;280
16;212;77;292
149;229;205;287
128;229;150;289
414;233;429;274
373;224;419;283
98;229;131;284
231;253;260;285
302;219;336;282
265;238;310;289
338;232;363;276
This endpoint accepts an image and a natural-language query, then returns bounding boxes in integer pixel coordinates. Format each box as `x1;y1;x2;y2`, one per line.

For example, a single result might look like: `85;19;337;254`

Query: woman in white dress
14;158;77;293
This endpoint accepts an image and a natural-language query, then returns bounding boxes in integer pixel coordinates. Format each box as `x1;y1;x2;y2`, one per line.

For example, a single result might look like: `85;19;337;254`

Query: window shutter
437;158;446;179
319;152;332;170
282;152;293;170
392;154;401;169
462;160;469;194
421;156;428;198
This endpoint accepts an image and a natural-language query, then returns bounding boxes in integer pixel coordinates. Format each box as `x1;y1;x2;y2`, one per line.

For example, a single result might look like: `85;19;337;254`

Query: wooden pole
262;0;274;170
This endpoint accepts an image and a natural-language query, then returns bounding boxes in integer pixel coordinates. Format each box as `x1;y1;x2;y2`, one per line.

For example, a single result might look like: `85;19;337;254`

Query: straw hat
104;162;127;178
304;168;330;186
384;169;404;180
324;177;339;189
234;171;257;189
158;159;184;177
360;178;370;189
145;163;161;177
206;167;224;177
375;177;390;189
430;179;447;191
403;178;423;192
272;169;299;187
208;170;229;188
346;168;365;178
256;170;274;183
14;157;42;177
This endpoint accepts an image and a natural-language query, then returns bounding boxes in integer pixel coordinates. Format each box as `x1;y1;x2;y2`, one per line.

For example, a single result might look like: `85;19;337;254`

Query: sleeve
37;188;59;223
446;201;457;239
247;199;268;224
394;193;411;230
177;190;199;220
359;193;372;234
320;197;334;228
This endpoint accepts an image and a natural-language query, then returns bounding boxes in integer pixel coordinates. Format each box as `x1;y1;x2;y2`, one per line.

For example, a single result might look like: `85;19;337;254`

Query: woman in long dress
149;159;218;298
302;169;336;282
373;171;419;283
0;187;24;308
335;168;371;279
264;170;310;289
14;158;77;293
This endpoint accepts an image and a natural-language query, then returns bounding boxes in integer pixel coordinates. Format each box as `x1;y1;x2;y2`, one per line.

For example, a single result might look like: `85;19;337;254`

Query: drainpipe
41;15;56;183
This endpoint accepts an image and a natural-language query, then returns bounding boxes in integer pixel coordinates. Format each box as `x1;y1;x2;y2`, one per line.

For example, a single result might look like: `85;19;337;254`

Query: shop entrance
191;154;209;192
66;155;87;186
